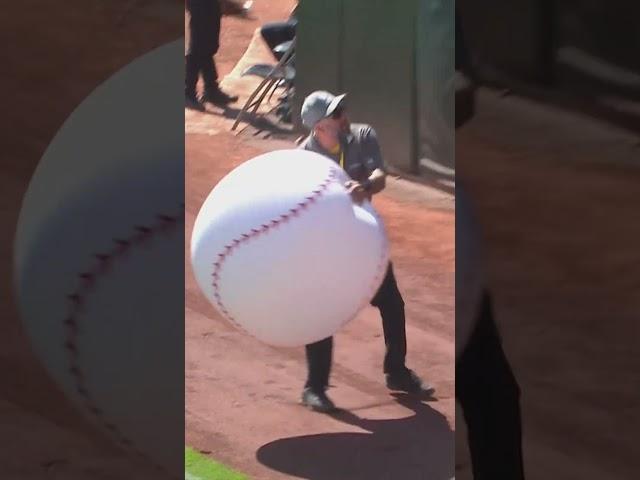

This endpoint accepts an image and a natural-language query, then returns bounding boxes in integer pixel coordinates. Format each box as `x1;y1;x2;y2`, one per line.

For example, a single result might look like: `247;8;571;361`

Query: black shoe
386;369;434;394
301;388;336;413
185;94;205;112
202;88;239;106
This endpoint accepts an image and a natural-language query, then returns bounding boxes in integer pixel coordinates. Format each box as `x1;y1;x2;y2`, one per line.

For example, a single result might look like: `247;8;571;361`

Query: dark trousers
185;53;219;98
186;0;221;97
456;292;525;480
305;263;407;391
260;20;296;60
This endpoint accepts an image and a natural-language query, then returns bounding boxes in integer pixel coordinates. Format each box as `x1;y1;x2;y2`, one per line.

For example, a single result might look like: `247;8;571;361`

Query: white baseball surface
13;41;183;477
191;149;390;347
456;186;485;357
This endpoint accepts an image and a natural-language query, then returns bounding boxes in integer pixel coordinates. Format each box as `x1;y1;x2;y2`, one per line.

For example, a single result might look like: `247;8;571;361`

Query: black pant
305;263;407;391
185;53;219;97
186;0;222;97
260;20;296;60
456;292;525;480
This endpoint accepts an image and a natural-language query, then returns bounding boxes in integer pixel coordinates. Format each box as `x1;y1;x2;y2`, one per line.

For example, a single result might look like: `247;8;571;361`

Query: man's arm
344;126;388;204
361;125;387;196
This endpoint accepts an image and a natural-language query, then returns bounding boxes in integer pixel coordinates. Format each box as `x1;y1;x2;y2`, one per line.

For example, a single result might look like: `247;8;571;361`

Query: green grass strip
185;446;248;480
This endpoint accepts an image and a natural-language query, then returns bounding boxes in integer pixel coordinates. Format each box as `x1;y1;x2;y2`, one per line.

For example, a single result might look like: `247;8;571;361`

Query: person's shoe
386;368;434;394
301;388;336;413
202;88;239;106
185;94;205;112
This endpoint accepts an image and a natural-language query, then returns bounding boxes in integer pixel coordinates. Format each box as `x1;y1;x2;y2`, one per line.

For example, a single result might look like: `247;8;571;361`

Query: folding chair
231;38;296;132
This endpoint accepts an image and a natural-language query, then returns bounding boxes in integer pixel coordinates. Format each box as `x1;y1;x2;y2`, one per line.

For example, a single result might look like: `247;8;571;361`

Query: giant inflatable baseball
14;41;183;477
191;149;390;347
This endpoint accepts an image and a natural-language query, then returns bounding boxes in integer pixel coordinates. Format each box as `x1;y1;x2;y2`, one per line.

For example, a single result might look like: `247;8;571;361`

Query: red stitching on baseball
62;203;184;472
210;171;337;332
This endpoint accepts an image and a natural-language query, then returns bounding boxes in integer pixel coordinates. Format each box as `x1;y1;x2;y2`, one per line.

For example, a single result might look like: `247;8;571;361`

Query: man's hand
367;168;386;194
345;181;369;204
343;169;385;205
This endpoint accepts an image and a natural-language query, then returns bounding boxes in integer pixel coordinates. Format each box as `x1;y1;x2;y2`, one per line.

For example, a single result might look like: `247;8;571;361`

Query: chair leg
250;78;278;116
267;79;283;104
231;75;274;131
232;39;296;131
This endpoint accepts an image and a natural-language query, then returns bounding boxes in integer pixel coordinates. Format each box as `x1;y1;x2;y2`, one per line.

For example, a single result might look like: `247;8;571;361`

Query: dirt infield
188;3;640;479
185;1;455;479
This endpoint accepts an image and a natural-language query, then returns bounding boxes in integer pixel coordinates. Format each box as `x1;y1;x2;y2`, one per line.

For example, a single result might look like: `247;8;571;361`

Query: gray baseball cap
300;91;347;129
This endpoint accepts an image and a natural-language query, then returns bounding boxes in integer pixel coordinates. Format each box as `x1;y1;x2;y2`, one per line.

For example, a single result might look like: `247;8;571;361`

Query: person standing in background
185;0;239;110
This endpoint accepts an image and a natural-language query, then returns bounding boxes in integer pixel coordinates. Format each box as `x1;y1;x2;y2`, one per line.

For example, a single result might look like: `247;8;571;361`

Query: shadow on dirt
218;105;297;139
256;393;454;480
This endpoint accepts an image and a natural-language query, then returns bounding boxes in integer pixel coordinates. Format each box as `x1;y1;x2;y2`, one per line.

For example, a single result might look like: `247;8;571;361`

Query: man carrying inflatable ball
296;90;433;413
